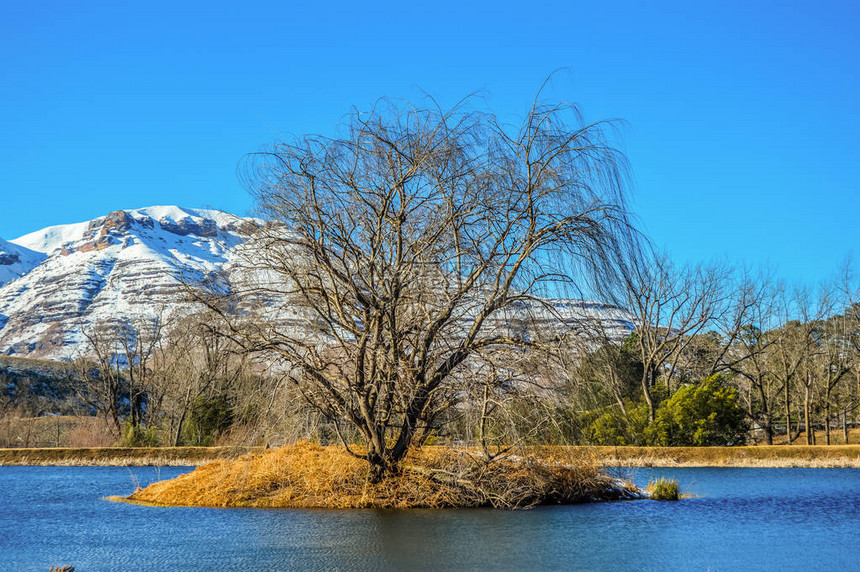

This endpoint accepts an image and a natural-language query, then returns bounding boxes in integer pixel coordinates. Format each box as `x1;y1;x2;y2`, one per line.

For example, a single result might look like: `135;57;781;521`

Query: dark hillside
0;355;77;416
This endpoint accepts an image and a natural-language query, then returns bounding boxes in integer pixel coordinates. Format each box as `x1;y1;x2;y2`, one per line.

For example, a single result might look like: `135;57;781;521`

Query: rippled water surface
1;465;859;571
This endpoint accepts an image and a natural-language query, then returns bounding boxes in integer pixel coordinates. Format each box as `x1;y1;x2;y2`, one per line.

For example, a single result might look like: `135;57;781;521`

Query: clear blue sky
2;0;858;286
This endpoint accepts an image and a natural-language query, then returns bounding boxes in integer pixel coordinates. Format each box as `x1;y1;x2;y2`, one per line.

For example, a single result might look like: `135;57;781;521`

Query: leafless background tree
622;252;730;422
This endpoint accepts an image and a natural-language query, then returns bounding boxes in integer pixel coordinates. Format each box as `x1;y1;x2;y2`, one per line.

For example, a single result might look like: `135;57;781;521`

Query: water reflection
1;466;858;571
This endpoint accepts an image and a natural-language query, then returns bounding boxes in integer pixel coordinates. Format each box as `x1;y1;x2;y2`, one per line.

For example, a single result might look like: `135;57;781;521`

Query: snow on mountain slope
0;237;46;286
0;205;634;360
0;206;257;358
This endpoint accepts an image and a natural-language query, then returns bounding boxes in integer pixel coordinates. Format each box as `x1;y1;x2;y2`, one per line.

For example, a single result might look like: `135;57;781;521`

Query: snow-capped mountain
0;206;256;358
0;205;634;360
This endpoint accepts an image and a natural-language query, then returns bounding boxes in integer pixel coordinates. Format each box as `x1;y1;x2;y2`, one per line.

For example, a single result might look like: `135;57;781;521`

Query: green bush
583;389;665;446
647;375;748;446
586;410;629;445
181;394;234;446
585;401;651;446
120;420;159;447
647;477;679;500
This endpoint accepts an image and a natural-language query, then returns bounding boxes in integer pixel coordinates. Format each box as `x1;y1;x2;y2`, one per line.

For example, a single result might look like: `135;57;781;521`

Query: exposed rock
0;252;20;265
134;215;155;229
0;238;45;286
84;210;144;240
103;210;135;232
158;216;218;237
77;235;117;253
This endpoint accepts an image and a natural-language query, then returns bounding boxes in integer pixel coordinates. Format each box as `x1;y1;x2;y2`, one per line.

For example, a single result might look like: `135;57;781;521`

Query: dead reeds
583;445;860;468
0;446;257;466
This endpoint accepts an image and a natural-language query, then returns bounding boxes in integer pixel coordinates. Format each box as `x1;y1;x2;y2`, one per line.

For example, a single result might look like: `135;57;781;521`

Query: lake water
1;465;858;571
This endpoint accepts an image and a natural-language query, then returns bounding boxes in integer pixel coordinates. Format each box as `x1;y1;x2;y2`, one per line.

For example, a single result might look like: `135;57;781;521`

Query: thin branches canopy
220;94;638;479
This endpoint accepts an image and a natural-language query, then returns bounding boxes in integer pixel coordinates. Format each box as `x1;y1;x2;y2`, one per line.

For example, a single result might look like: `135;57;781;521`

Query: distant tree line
3;260;859;450
553;255;860;447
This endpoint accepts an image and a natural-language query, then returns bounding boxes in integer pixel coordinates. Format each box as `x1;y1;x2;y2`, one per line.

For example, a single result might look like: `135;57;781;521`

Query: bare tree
151;311;253;446
117;315;164;431
623;253;729;422
768;286;831;444
814;313;851;445
66;323;128;436
724;275;782;444
200;93;637;480
837;264;860;443
66;316;165;440
706;269;776;376
559;317;641;424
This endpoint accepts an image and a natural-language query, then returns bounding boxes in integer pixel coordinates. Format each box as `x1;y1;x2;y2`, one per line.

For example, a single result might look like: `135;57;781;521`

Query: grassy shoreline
576;445;860;468
2;444;859;467
0;446;261;466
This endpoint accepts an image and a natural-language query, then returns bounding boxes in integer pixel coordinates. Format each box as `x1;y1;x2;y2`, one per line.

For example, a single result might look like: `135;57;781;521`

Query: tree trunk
367;451;394;483
754;378;773;445
173;386;195;447
804;386;812;446
642;370;655;424
369;463;386;483
609;371;628;420
790;404;803;443
762;416;774;446
843;410;849;445
784;381;791;445
129;374;136;428
173;409;188;447
824;391;831;446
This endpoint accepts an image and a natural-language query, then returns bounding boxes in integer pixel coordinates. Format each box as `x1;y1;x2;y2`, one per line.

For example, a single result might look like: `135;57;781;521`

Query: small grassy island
111;442;645;509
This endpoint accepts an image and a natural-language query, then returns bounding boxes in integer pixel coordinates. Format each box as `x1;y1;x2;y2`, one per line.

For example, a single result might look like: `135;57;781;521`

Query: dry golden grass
0;415;116;448
119;441;642;509
581;445;860;468
5;442;860;469
766;427;860;446
0;446;259;466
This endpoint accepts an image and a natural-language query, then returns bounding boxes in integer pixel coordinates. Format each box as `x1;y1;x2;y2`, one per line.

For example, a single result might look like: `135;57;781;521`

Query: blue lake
1;465;858;571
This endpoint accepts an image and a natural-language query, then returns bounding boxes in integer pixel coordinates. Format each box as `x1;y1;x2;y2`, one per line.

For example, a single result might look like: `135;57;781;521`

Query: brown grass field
0;415;117;448
763;426;860;446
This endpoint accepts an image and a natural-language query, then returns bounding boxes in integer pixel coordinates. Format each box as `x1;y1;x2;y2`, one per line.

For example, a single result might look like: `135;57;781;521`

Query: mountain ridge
0;206;256;358
0;205;633;360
